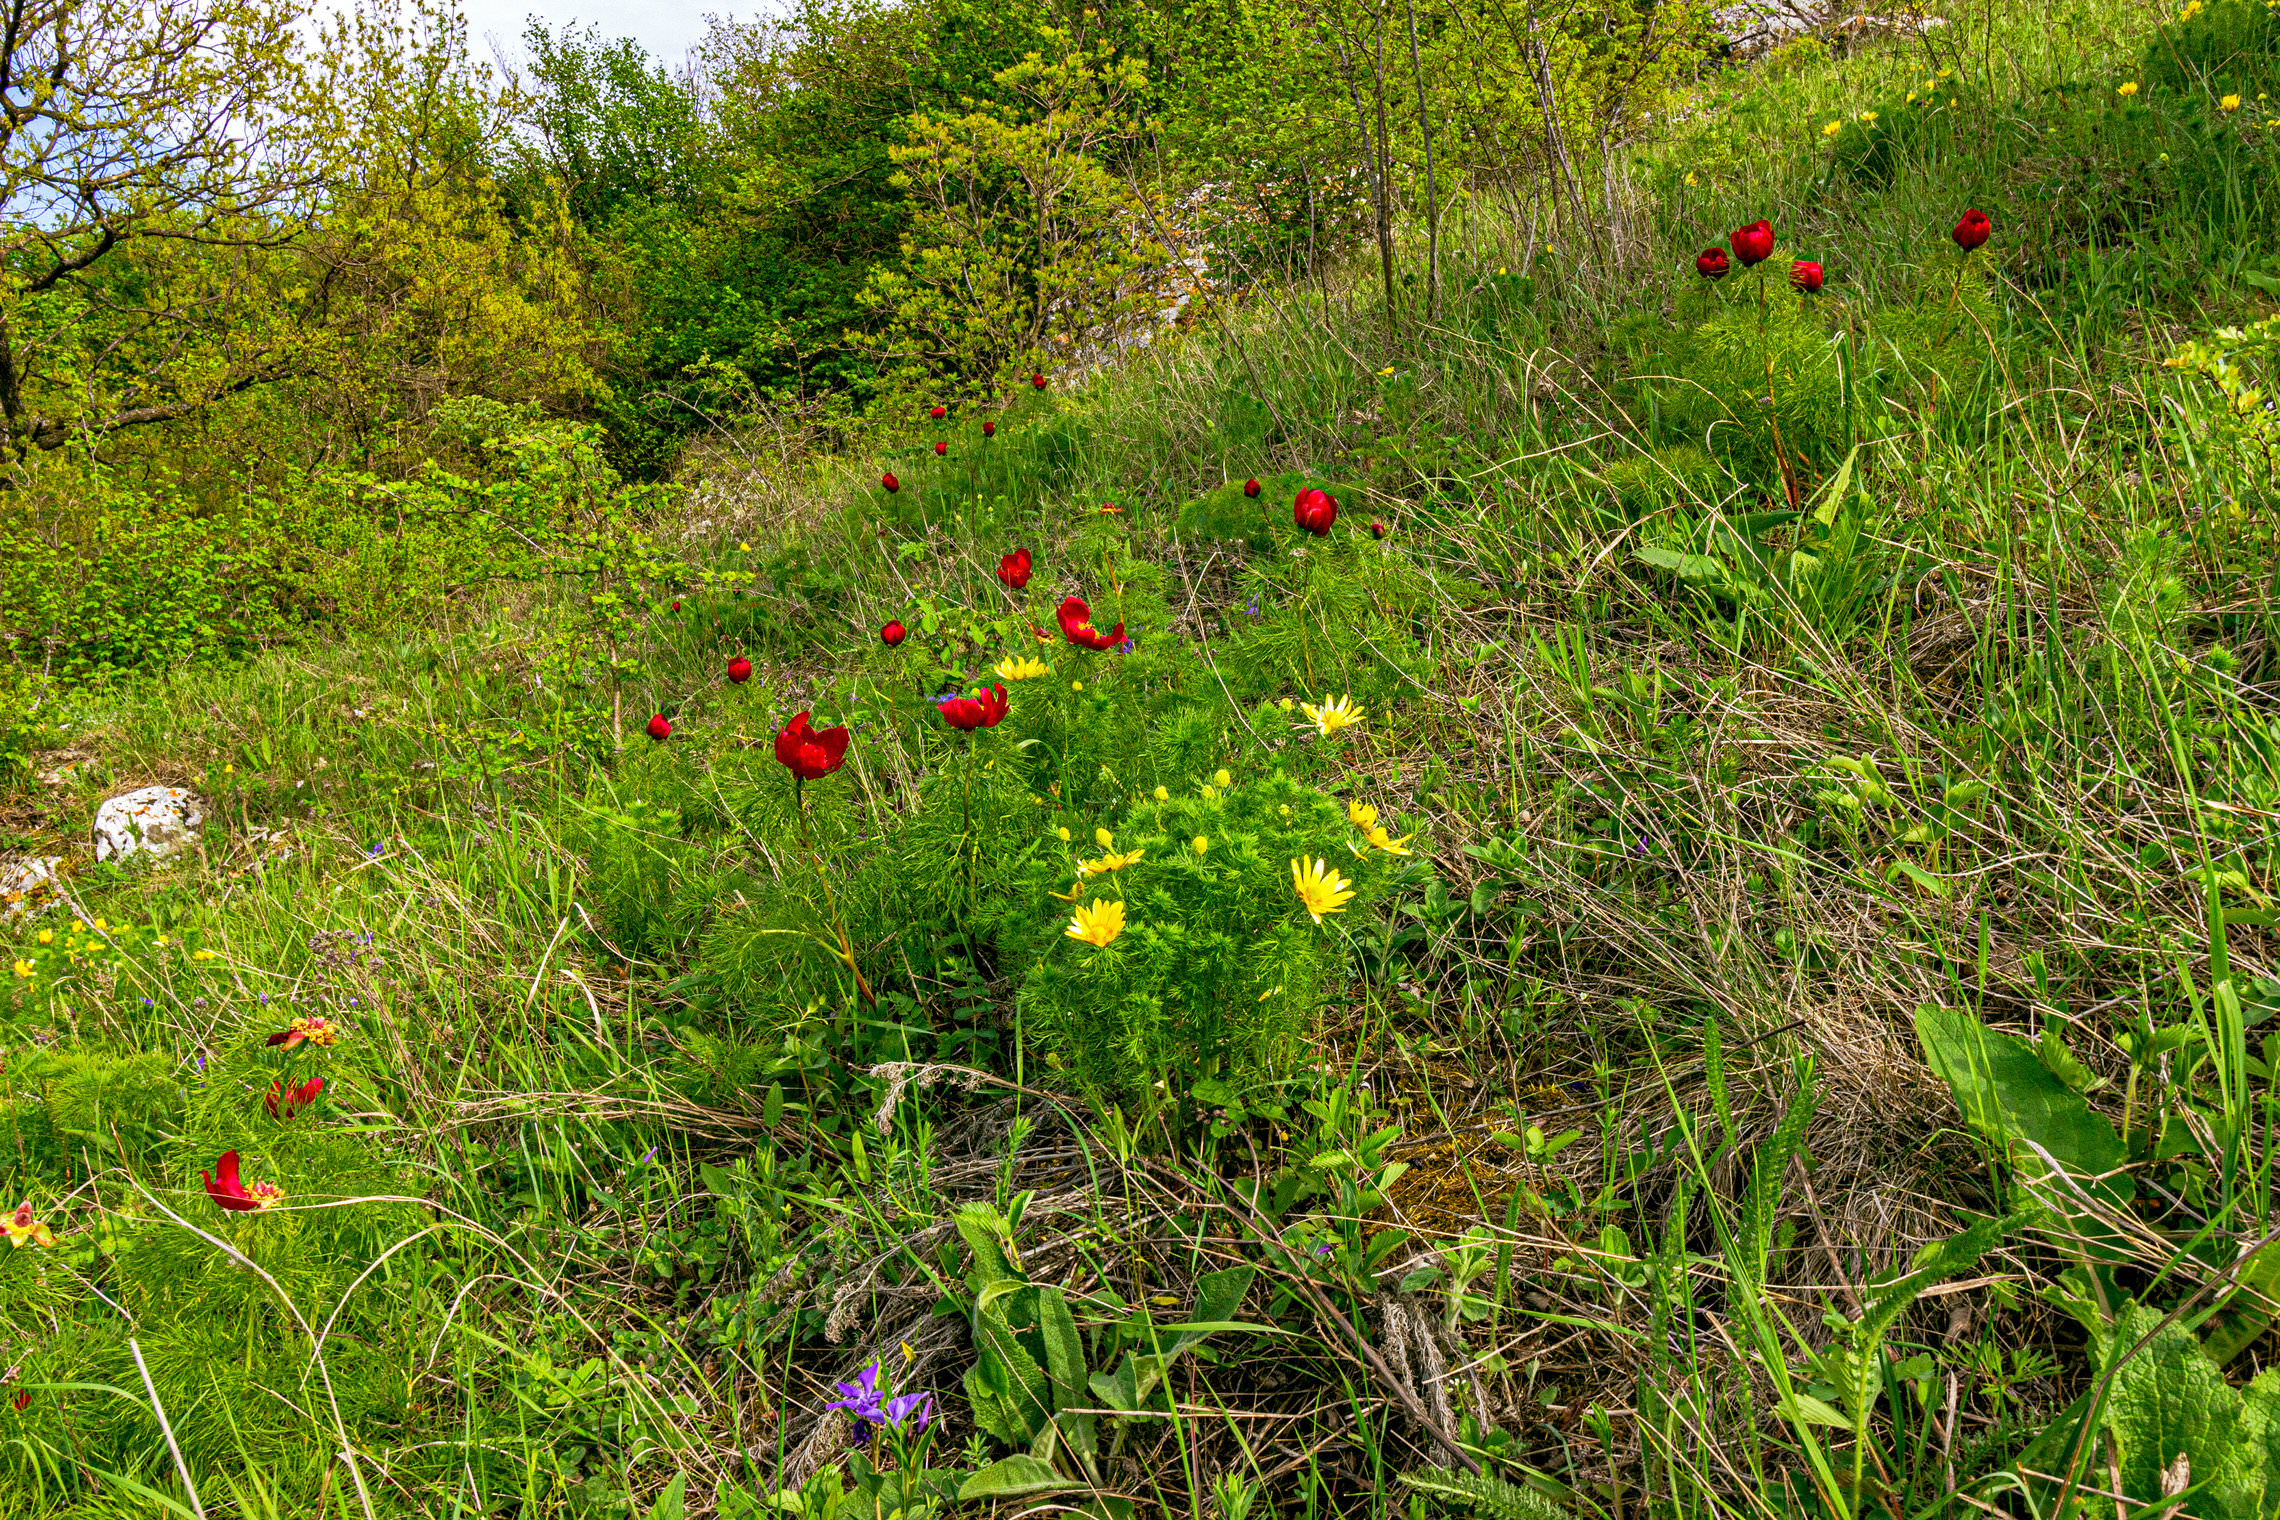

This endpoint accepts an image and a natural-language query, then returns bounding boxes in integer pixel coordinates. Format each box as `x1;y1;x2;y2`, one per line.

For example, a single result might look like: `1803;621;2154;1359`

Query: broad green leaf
957;1456;1073;1501
1914;1003;2132;1260
1633;545;1729;588
1038;1287;1085;1414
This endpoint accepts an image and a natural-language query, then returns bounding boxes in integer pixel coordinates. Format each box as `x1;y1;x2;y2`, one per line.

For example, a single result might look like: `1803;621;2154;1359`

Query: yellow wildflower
1300;695;1365;739
1860;111;1879;124
10;959;29;978
1153;785;1170;801
1214;769;1232;788
1071;680;1083;691
1822;121;1841;137
1057;826;1072;841
194;949;217;960
36;928;51;944
1348;800;1379;830
1095;828;1115;849
1066;898;1126;948
1291;858;1355;923
994;655;1051;681
1363;825;1414;856
2222;93;2243;111
1078;848;1147;876
2119;80;2139;96
1192;836;1209;855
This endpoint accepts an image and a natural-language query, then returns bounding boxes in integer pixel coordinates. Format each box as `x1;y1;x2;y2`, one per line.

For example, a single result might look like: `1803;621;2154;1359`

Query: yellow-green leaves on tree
861;30;1174;400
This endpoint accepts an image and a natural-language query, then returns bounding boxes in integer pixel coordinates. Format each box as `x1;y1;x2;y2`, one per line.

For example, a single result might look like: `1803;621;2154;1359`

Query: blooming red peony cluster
1731;219;1774;265
1293;487;1337;537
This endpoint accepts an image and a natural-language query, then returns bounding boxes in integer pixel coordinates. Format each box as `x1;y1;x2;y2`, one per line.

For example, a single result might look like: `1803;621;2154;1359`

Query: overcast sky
459;0;747;73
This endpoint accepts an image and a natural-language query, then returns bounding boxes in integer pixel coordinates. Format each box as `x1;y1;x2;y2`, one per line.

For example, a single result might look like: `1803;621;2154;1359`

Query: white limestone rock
93;786;205;863
0;856;63;921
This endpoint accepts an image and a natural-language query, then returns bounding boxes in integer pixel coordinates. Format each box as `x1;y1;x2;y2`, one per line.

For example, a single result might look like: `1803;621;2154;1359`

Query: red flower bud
1370;520;1388;539
936;684;1009;731
1696;247;1730;279
670;599;680;611
983;420;996;437
727;656;752;684
997;548;1033;590
1243;478;1261;498
882;472;899;493
929;405;946;420
1953;208;1992;251
934;441;947;456
1055;596;1125;652
1730;219;1774;265
1789;260;1824;294
1293;486;1337;537
646;713;672;742
265;1075;324;1120
881;621;907;647
773;711;849;780
1031;372;1047;390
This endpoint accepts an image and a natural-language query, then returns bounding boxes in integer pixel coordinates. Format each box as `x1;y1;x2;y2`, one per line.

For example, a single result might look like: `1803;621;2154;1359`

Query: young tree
0;0;333;460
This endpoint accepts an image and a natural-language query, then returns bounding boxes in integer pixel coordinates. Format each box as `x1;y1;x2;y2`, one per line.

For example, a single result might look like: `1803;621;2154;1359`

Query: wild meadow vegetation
5;0;2280;1513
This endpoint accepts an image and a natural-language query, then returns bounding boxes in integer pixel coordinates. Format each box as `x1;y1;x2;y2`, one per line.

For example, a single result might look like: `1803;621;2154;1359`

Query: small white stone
93;786;206;862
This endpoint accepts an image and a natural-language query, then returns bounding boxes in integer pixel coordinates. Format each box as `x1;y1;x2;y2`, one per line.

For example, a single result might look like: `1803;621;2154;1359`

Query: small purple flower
882;1391;934;1432
1312;1241;1334;1258
826;1362;884;1423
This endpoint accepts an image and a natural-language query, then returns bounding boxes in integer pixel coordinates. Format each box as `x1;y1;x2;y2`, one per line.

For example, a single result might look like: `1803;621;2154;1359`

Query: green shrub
1012;769;1407;1129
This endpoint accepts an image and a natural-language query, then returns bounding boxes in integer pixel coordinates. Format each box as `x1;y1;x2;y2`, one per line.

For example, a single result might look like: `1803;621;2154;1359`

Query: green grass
7;0;2280;1514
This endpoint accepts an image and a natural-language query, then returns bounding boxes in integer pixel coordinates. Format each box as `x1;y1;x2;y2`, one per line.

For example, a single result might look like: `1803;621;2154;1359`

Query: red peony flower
727;656;752;684
264;1075;324;1120
929;405;946;420
202;1150;284;1212
1790;260;1824;294
646;713;672;743
881;621;907;647
774;712;850;781
936;684;1009;731
1055;595;1125;652
1731;219;1774;265
1953;208;1992;251
8;1390;27;1412
670;600;681;611
1696;247;1730;279
983;420;996;437
1370;520;1388;539
882;472;899;493
1031;372;1047;390
934;441;947;456
1293;487;1337;537
1243;479;1261;498
998;548;1033;590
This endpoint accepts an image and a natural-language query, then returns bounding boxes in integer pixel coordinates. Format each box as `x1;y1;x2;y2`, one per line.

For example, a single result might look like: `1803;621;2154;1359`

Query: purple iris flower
826;1361;885;1430
882;1391;934;1432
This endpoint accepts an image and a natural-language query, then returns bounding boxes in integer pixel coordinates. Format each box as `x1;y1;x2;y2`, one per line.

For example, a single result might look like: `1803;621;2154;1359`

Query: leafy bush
1013;769;1408;1128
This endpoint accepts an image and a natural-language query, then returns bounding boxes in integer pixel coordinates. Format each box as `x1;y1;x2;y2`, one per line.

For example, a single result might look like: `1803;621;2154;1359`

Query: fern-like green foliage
1013;769;1404;1126
1398;1466;1571;1519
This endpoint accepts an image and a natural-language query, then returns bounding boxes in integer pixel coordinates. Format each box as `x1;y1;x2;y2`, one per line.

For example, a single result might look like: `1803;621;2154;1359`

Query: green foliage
2142;0;2280;101
1397;1466;1571;1519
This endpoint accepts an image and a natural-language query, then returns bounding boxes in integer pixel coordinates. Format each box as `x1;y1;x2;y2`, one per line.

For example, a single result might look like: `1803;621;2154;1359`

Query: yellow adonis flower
1300;695;1364;739
36;928;51;944
2222;93;2243;111
1078;848;1147;877
994;655;1051;681
1192;836;1209;855
11;959;30;979
4;1201;54;1249
1348;800;1378;830
1291;857;1356;923
1066;897;1126;948
1153;786;1170;801
2119;80;2140;96
1362;825;1414;857
1214;769;1232;788
1822;121;1841;137
1094;827;1115;850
